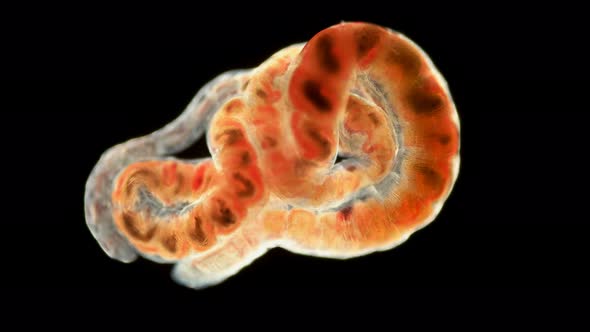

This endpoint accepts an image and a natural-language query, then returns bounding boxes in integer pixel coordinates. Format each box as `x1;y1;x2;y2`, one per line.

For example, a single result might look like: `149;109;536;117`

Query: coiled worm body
84;22;460;289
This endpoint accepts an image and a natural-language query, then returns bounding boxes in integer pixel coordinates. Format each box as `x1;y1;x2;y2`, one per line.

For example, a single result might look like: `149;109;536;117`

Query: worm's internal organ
86;22;460;288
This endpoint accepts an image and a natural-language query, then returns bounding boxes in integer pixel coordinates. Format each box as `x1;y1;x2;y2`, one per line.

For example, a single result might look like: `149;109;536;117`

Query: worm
84;22;460;289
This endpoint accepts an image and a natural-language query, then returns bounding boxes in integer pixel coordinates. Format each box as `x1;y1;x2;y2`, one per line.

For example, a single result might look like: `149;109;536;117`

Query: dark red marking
368;112;380;126
233;173;255;198
215;129;243;145
261;136;277;149
189;216;208;245
256;89;267;99
338;206;354;221
225;100;241;113
241;151;251;166
439;134;451;145
211;199;237;227
407;88;443;114
302;80;332;112
122;213;157;242
306;128;332;158
355;26;381;58
416;165;444;192
387;42;422;77
162;235;177;252
316;34;340;73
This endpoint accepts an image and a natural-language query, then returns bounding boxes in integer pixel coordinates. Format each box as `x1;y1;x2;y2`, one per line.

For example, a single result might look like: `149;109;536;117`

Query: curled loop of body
84;22;460;289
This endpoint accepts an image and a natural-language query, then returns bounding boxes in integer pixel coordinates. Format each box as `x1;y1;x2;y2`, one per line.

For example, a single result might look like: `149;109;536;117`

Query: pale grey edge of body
84;69;252;263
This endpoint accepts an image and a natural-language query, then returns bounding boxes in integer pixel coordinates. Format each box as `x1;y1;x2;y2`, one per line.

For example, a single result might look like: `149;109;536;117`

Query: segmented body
84;22;460;288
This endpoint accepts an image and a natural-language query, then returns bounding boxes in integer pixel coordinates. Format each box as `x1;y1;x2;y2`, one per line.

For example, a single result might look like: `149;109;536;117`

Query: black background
1;2;588;321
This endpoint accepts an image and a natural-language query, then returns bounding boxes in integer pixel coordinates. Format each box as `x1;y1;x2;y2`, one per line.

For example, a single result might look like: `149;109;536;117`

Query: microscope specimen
84;22;460;289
